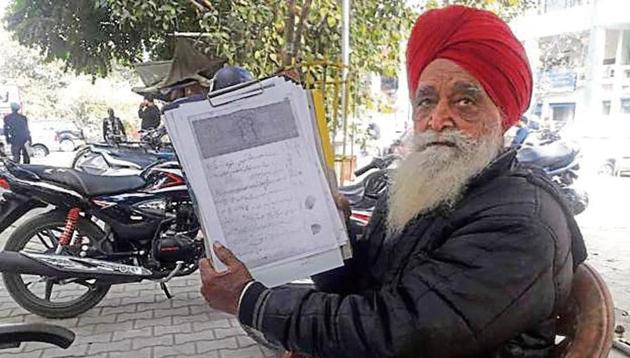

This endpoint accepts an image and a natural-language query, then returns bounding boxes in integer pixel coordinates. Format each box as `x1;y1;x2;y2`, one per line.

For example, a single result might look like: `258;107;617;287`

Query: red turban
406;5;532;129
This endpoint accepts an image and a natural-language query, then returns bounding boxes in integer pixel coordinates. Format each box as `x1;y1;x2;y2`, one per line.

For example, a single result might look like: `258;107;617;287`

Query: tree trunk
283;0;297;66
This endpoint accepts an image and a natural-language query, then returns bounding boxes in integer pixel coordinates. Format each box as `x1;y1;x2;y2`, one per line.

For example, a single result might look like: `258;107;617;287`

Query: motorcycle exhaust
0;251;152;284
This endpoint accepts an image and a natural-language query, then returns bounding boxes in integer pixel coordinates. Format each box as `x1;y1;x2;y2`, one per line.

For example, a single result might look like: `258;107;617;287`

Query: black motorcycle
339;155;398;227
0;158;202;318
517;140;588;215
72;126;176;176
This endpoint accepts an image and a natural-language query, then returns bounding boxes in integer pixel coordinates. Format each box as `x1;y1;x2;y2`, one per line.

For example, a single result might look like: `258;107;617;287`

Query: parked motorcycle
341;137;588;230
72;126;176;176
0;158;202;318
517;140;589;215
339;155;398;227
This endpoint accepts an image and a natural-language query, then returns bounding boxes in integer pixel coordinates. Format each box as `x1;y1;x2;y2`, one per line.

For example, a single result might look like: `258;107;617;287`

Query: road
0;152;629;356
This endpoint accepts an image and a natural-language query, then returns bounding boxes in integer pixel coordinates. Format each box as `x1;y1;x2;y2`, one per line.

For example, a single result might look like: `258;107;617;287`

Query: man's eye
455;97;475;107
416;98;434;108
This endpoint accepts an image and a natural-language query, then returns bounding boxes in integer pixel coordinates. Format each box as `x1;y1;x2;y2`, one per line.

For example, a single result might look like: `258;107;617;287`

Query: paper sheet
163;77;346;286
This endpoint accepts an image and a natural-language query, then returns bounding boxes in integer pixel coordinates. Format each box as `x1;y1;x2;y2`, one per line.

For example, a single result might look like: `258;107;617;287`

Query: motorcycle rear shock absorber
55;208;81;254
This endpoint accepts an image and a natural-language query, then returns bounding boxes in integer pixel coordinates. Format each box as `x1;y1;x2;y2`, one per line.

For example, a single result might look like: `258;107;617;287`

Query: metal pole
341;0;350;157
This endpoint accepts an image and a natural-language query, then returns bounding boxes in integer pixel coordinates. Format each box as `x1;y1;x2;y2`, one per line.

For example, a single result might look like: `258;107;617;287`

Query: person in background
511;116;530;148
102;108;126;144
3;102;31;164
138;95;161;131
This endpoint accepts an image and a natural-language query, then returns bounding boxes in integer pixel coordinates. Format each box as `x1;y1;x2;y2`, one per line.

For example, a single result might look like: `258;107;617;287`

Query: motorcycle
517;140;589;215
342;137;588;231
0;158;203;318
340;155;398;227
72;126;176;176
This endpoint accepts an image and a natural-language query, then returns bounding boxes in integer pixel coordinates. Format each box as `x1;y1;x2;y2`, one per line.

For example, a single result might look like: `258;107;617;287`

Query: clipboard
163;75;349;286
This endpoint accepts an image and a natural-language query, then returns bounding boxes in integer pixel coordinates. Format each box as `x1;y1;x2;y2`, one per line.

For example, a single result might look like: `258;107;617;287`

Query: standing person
137;95;161;131
198;5;587;357
511;116;530;148
3;102;31;164
102;108;126;144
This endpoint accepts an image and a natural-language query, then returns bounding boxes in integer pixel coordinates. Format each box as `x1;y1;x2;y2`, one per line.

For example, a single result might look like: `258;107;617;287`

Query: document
163;77;347;286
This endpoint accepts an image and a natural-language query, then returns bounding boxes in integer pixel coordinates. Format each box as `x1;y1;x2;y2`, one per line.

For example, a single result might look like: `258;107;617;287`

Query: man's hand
199;242;253;315
334;193;351;222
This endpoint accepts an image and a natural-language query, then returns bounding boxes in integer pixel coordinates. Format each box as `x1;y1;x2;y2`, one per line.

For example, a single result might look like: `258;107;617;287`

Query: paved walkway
0;271;277;358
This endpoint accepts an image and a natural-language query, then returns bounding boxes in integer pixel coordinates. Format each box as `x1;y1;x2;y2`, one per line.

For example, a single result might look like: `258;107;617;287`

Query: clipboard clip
207;79;267;108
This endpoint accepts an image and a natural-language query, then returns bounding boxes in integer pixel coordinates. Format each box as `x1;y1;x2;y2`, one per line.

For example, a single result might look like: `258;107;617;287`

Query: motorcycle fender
0;191;45;234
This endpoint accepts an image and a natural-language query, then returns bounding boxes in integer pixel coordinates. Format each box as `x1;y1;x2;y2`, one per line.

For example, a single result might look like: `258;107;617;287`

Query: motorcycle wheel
2;211;112;318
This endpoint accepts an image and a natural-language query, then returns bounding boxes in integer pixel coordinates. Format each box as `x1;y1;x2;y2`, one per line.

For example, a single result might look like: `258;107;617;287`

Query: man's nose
428;99;455;132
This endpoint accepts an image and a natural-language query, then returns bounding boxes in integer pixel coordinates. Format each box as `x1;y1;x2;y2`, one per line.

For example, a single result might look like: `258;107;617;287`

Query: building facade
511;0;630;131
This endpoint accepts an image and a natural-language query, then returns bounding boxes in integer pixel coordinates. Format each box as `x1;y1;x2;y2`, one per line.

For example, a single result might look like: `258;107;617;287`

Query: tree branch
189;0;212;12
292;0;313;62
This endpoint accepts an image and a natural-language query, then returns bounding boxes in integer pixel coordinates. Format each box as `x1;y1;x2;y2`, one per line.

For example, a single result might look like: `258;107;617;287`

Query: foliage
4;0;413;81
3;0;532;143
0;29;142;139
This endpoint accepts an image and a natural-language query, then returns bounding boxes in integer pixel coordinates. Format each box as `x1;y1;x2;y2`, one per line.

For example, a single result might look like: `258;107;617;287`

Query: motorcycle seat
517;142;577;171
339;183;365;205
15;164;146;197
110;151;161;168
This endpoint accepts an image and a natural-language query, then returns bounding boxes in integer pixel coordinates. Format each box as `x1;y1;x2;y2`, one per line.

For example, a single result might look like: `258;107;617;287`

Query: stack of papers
163;76;348;287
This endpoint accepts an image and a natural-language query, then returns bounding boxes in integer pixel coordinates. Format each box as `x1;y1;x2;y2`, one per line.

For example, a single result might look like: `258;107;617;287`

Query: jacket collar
467;149;518;189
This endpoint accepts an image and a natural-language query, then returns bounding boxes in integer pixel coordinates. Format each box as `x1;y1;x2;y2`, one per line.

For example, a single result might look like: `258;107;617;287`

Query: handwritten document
163;77;346;286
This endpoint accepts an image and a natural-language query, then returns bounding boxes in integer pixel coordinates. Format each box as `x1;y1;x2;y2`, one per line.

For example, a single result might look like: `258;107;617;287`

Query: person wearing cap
3;102;31;164
198;6;587;357
137;95;161;131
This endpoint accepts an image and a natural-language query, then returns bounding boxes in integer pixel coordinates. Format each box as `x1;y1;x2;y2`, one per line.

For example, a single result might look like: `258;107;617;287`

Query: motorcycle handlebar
354;164;375;177
354;155;400;177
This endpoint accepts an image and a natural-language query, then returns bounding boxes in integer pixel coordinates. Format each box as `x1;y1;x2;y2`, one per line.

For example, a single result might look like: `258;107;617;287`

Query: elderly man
199;5;587;357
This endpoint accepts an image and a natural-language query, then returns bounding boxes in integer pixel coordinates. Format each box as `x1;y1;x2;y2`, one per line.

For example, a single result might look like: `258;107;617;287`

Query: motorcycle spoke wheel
2;211;112;318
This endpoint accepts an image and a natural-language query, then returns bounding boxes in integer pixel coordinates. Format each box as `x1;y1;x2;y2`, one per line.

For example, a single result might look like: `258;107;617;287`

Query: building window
541;0;590;13
621;99;630;114
603;30;621;65
549;102;576;125
603;101;611;115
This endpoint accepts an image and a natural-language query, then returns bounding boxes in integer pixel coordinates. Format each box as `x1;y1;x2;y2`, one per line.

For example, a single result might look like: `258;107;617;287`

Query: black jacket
3;113;31;145
138;105;161;130
239;150;587;358
102;116;126;142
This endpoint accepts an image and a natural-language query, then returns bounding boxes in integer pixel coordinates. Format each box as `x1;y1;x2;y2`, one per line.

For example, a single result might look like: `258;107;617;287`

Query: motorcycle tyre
2;211;111;319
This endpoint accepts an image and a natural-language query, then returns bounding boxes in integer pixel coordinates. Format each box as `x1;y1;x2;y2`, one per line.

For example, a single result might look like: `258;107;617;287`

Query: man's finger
213;241;241;267
199;258;217;282
199;257;215;270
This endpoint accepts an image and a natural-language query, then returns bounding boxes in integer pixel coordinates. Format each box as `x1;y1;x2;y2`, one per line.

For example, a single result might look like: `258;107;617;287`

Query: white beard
386;128;503;236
